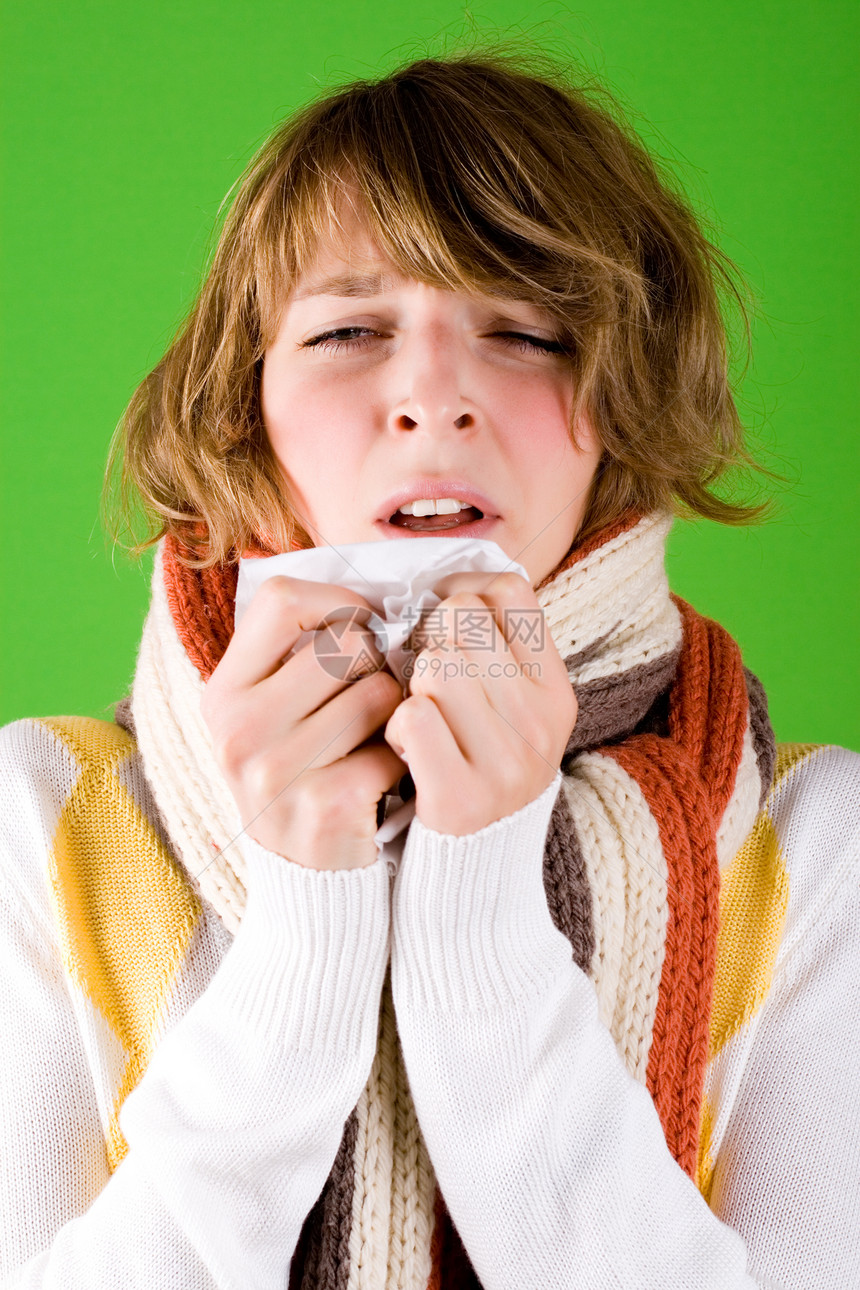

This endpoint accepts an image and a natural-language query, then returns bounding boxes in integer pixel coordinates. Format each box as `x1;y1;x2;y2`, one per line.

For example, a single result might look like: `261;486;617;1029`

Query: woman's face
260;212;603;586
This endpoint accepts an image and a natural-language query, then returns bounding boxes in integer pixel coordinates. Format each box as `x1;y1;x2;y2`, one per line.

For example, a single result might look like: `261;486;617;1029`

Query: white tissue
235;536;528;687
234;536;529;860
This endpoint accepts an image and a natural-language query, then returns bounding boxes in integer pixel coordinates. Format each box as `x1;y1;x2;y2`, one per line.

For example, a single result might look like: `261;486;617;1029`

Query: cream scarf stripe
561;710;762;1086
133;544;248;933
540;511;762;1088
717;719;763;870
560;756;668;1083
537;510;683;682
538;511;679;1087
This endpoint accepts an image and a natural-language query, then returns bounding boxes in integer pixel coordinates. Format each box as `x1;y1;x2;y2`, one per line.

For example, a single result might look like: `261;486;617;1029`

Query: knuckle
407;652;437;695
444;590;478;610
299;767;365;827
400;693;433;731
244;753;284;806
206;702;283;788
294;772;331;816
494;577;533;619
322;597;374;632
342;764;379;811
496;570;531;597
256;575;299;614
248;577;304;639
208;720;251;778
498;750;528;794
330;583;374;616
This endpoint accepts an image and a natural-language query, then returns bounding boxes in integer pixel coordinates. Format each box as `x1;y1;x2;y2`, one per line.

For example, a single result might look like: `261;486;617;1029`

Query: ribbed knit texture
119;506;776;1289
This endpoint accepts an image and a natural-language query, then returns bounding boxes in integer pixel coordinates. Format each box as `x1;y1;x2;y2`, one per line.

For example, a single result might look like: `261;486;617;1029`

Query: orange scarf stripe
670;596;750;817
162;537;238;680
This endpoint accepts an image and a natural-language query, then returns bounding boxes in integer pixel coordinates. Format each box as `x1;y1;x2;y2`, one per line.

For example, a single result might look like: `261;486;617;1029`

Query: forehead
291;199;401;298
289;214;544;314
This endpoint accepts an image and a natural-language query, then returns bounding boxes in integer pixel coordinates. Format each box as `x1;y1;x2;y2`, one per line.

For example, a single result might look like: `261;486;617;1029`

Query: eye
493;331;568;355
300;327;384;354
299;326;569;357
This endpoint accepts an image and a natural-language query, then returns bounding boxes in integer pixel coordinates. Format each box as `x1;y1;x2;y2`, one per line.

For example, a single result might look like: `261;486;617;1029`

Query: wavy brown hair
107;48;778;567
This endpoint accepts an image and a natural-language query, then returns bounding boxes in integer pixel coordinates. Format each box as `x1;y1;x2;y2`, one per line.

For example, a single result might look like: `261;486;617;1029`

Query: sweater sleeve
0;748;391;1290
390;768;857;1290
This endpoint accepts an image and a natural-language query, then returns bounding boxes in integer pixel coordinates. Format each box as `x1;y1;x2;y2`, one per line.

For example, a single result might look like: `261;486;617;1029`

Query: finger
256;739;408;853
216;576;380;689
319;733;408;801
405;641;506;763
431;569;517;600
385;693;464;798
446;575;566;692
301;668;405;765
410;593;558;750
242;623;388;733
257;667;404;772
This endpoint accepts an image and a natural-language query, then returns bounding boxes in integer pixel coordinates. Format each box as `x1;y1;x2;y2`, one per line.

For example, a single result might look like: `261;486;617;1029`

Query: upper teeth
397;498;474;516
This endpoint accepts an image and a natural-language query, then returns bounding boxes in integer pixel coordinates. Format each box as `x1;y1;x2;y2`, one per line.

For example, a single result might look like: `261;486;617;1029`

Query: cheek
261;369;363;471
495;372;574;454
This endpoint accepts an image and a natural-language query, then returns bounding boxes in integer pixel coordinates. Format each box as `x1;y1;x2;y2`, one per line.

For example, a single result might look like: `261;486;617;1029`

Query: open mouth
386;505;485;532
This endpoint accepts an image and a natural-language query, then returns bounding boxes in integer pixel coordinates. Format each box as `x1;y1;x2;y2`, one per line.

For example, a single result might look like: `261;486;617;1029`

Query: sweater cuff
392;773;571;1013
206;839;391;1055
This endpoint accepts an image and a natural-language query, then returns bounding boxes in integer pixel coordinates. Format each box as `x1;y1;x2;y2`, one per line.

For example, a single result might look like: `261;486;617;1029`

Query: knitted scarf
128;506;775;1290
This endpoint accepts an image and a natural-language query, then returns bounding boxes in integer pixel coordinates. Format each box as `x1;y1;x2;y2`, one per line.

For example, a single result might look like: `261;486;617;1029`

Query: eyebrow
290;272;557;328
292;271;407;301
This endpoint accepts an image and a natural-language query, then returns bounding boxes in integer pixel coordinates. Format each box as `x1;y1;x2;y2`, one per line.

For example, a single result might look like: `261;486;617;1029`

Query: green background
1;0;857;747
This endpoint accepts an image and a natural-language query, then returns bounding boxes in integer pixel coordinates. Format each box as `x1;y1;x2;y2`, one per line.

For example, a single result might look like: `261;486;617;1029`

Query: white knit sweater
0;719;858;1289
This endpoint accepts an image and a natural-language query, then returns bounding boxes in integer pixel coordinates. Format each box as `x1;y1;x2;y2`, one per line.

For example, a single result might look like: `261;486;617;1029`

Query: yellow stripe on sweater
696;742;823;1199
41;716;202;1170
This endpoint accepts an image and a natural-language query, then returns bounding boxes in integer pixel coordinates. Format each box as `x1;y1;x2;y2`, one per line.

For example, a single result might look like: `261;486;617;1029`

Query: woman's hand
200;576;407;871
383;571;577;835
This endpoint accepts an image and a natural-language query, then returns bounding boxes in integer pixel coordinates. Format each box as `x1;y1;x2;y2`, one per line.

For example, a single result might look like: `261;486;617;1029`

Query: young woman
1;52;857;1290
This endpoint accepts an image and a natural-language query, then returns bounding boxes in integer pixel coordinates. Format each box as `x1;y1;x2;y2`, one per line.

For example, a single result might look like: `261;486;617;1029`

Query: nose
387;325;477;437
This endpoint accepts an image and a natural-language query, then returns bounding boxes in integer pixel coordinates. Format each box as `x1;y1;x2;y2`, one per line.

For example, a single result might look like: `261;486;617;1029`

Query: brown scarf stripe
562;647;682;754
542;786;595;972
290;1109;357;1290
744;667;777;810
429;1190;483;1289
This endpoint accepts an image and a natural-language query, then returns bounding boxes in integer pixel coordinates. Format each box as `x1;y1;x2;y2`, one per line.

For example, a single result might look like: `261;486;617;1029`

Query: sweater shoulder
766;743;860;952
